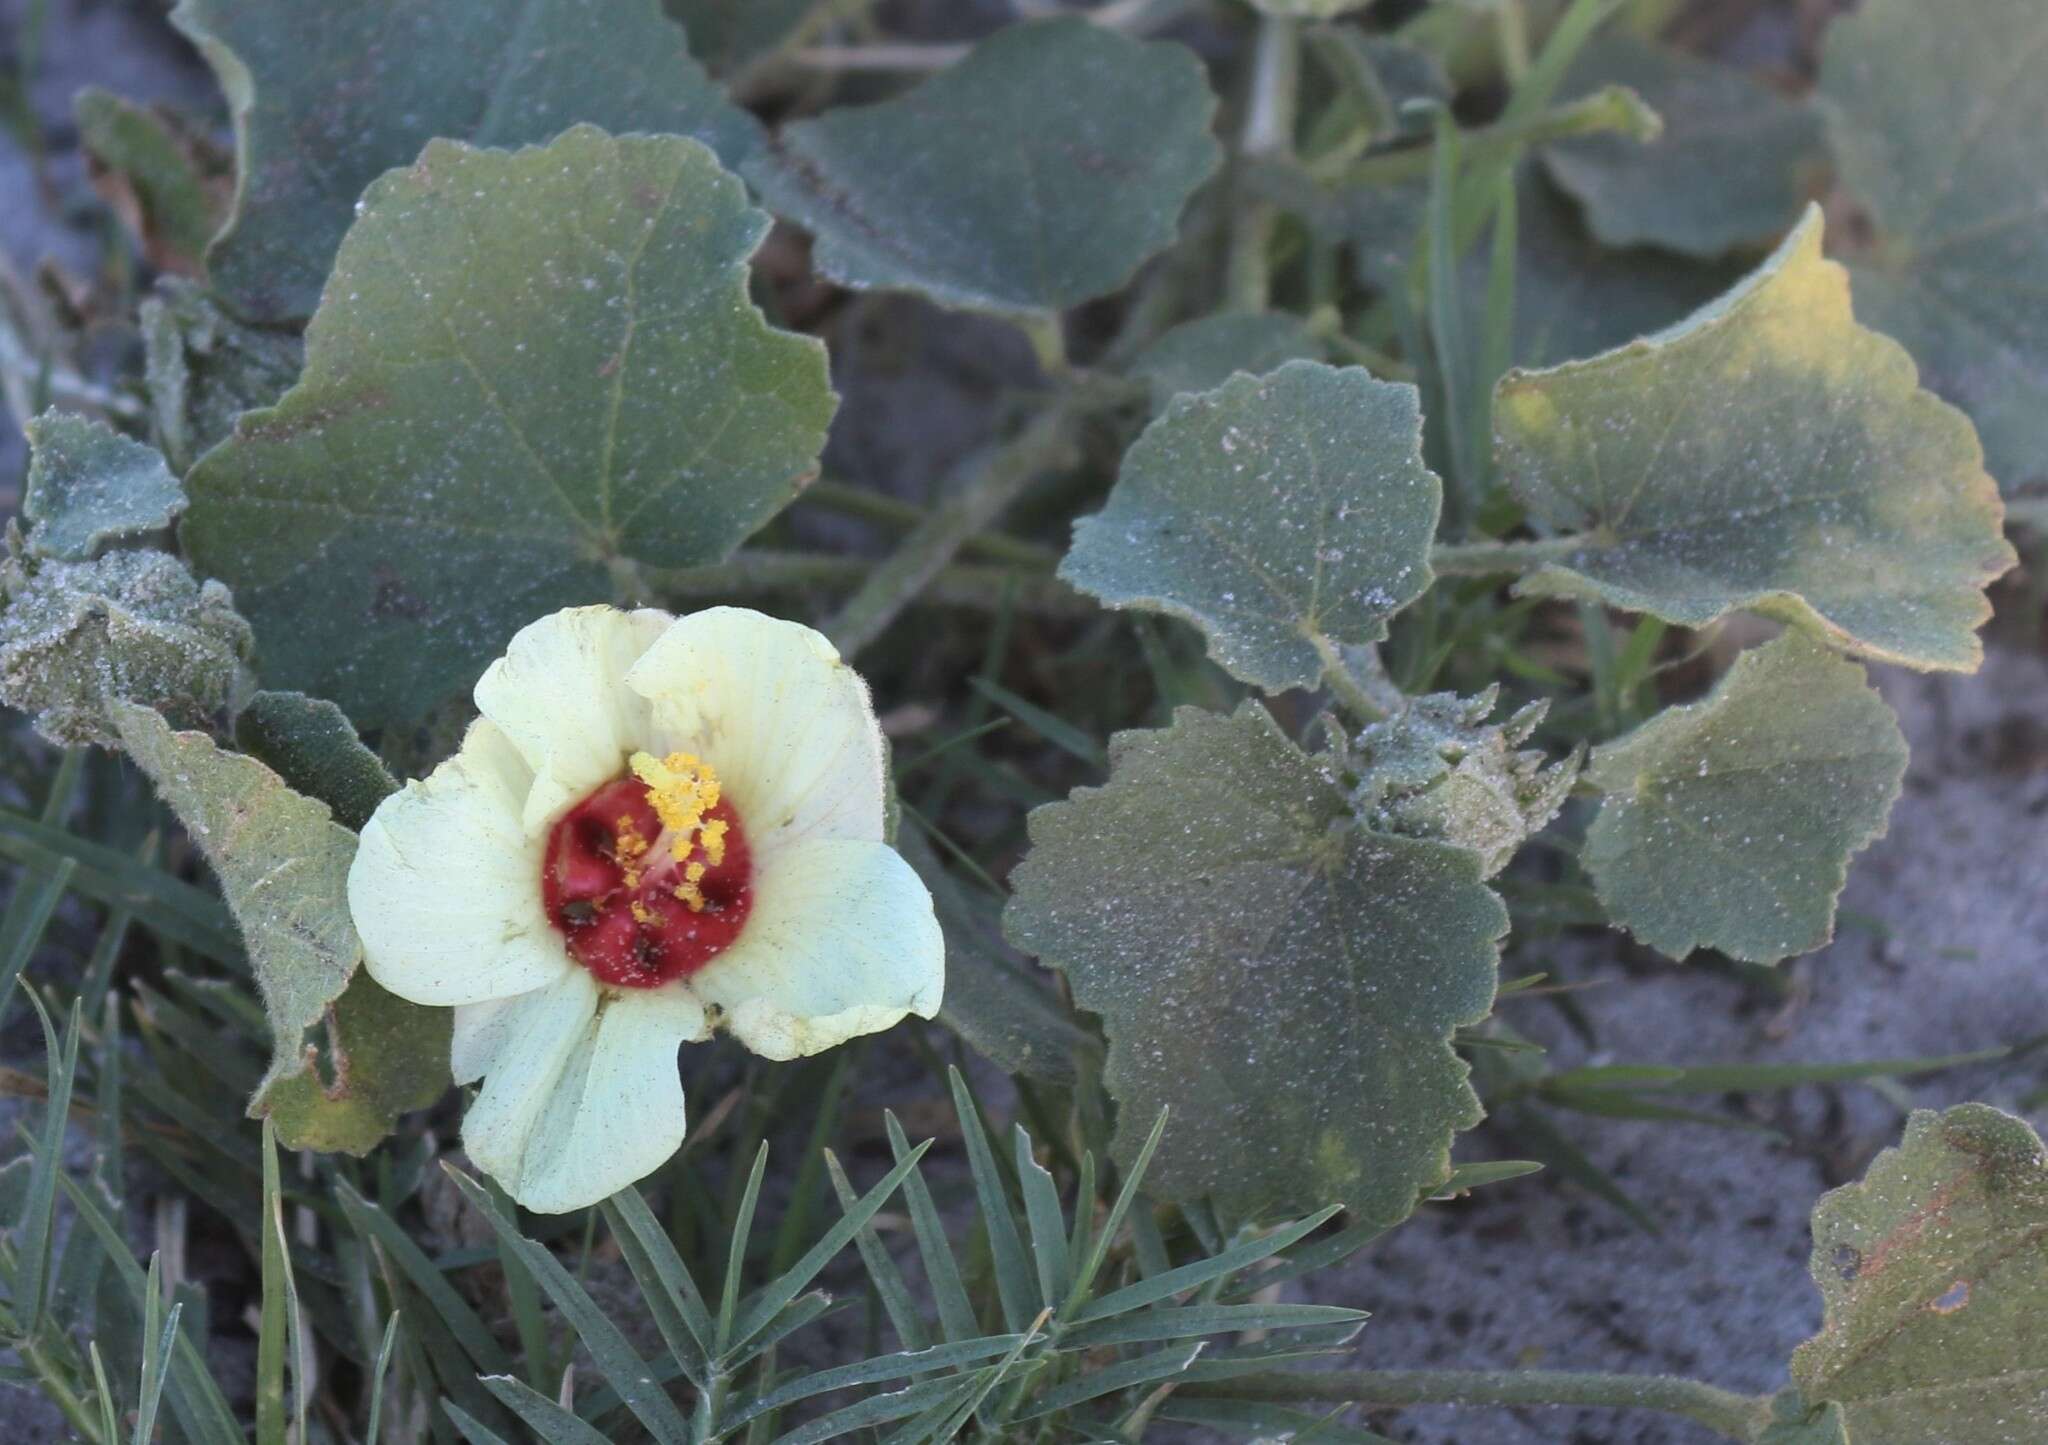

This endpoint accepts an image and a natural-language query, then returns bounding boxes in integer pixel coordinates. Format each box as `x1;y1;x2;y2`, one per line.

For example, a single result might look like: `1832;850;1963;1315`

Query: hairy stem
1311;633;1391;724
1430;533;1597;577
1226;14;1300;312
1313;84;1659;188
798;480;1062;567
821;400;1090;656
1183;1369;1766;1440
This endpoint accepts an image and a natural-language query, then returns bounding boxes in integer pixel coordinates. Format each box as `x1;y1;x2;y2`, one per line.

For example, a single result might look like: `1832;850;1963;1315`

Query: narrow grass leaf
823;1150;930;1352
726;1336;1025;1429
948;1067;1035;1331
731;1140;931;1354
1013;1340;1205;1418
599;1189;713;1386
447;1167;691;1445
775;1377;973;1445
335;1181;512;1377
1012;1125;1069;1308
1075;1206;1340;1322
480;1376;612;1445
886;1110;978;1341
16;993;79;1338
1066;1109;1167;1317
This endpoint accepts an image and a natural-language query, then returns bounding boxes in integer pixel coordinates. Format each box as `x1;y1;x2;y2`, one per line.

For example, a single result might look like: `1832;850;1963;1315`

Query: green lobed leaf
1543;36;1825;259
252;969;450;1154
234;690;396;832
1494;208;2016;672
1005;702;1507;1228
21;412;186;561
109;701;360;1095
1819;0;2048;512
1790;1104;2048;1444
1760;1394;1852;1444
1346;688;1579;878
746;17;1219;319
0;547;251;747
1128;312;1324;414
169;0;760;321
140;279;302;476
1584;631;1906;964
1063;362;1440;693
182;126;836;726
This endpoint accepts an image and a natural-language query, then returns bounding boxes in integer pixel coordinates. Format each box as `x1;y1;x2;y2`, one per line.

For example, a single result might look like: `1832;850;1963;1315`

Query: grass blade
947;1067;1034;1332
481;1375;612;1445
16;992;80;1339
1074;1206;1341;1323
886;1110;978;1342
725;1335;1025;1429
1012;1125;1068;1309
776;1377;974;1445
335;1180;513;1377
730;1140;932;1355
718;1140;770;1355
447;1167;691;1445
599;1188;713;1387
1012;1340;1204;1419
824;1150;930;1352
1064;1108;1166;1317
365;1313;401;1445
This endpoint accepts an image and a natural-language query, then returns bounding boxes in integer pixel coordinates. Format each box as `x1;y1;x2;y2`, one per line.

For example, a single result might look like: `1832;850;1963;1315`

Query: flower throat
541;751;753;988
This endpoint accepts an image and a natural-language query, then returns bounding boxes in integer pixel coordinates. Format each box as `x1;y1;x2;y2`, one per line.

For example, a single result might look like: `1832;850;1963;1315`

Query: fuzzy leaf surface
22;413;185;561
1005;702;1506;1228
1544;36;1824;258
1791;1104;2048;1443
182;127;835;726
170;0;759;321
664;0;812;74
254;970;450;1154
235;690;397;833
1585;632;1905;964
1063;363;1439;692
110;701;360;1093
1495;209;2015;672
0;550;249;746
1820;0;2048;511
140;279;302;476
747;18;1218;319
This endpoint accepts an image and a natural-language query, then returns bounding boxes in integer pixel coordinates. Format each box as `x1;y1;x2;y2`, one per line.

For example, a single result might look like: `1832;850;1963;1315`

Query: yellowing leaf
747;18;1218;319
182;127;835;727
255;970;450;1155
1005;702;1506;1228
1495;208;2015;673
1585;632;1905;965
1062;363;1439;692
170;0;759;321
1791;1104;2048;1444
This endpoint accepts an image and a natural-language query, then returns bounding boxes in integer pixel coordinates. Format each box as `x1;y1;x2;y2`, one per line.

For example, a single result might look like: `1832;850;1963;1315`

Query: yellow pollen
630;750;722;835
700;818;729;867
672;880;707;912
630;900;657;926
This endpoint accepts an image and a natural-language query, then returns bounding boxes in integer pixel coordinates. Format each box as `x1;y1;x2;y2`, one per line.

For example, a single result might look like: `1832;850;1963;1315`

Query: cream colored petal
350;719;567;1008
624;607;886;853
474;605;672;833
512;986;710;1213
460;968;599;1197
450;991;524;1086
689;838;942;1062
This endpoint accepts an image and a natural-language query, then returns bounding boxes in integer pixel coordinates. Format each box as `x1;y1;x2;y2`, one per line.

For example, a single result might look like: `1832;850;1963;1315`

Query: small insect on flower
347;606;944;1212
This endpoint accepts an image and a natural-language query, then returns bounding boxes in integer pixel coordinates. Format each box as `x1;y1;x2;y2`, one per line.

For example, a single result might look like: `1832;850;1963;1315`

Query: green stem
1182;1369;1766;1441
798;480;1061;567
822;400;1090;657
1312;84;1658;188
22;1338;105;1444
1430;533;1595;577
1310;633;1390;724
644;549;1087;616
1226;14;1300;312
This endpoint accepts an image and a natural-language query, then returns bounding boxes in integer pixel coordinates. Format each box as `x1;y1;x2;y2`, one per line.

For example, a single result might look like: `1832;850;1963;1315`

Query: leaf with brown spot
1791;1103;2048;1444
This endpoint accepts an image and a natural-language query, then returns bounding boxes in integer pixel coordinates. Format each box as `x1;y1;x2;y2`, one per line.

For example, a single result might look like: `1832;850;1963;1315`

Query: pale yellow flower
348;606;943;1211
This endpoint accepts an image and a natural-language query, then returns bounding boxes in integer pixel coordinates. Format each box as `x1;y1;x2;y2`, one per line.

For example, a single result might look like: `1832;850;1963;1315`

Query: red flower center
540;762;753;989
